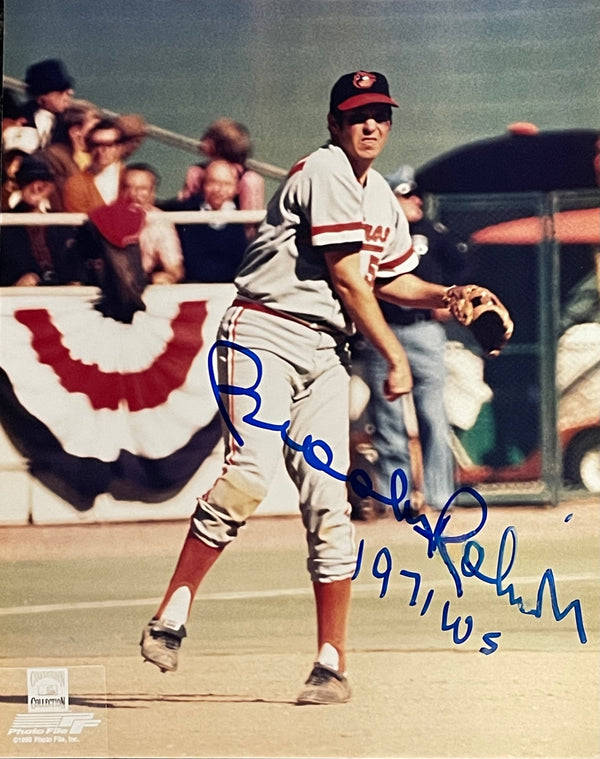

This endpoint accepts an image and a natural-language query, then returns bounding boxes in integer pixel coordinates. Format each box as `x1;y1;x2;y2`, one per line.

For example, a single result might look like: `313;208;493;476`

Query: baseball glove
443;285;514;357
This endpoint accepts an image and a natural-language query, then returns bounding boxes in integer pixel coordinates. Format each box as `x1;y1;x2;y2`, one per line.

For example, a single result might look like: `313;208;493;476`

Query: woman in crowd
179;117;264;212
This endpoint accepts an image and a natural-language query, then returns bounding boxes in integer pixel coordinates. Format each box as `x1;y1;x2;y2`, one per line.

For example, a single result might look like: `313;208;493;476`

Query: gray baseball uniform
190;141;417;581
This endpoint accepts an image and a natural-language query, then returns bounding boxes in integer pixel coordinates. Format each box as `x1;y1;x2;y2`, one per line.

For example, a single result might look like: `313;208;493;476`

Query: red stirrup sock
313;577;352;673
154;530;224;624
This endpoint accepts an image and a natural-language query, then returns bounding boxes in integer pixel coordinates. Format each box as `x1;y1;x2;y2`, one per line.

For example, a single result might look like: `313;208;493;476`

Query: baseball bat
401;391;428;516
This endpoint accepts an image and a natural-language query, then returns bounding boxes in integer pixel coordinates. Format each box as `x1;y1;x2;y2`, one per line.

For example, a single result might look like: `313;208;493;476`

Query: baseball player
141;70;471;705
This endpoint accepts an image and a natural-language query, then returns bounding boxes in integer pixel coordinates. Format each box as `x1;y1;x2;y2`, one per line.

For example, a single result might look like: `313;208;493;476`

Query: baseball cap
386;165;418;196
330;71;399;112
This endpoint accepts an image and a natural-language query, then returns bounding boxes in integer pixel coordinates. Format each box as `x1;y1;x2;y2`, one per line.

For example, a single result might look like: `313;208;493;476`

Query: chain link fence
349;189;599;509
432;190;598;503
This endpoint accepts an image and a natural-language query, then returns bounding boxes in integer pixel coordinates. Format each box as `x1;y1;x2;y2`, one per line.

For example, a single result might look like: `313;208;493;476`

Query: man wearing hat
19;59;75;148
139;71;477;705
360;165;472;517
0;154;81;286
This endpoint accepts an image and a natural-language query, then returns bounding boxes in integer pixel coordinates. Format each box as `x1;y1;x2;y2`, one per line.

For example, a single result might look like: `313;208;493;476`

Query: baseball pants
190;304;357;583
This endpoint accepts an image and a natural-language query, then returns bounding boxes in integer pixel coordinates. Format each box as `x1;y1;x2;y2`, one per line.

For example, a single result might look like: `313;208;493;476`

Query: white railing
0;209;267;226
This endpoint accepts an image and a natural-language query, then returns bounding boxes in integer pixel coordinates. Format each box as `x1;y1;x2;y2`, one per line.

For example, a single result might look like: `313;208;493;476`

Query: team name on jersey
363;223;390;243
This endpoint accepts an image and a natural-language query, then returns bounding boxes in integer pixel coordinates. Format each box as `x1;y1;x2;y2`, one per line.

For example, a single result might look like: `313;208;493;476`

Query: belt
388;310;432;326
231;297;339;335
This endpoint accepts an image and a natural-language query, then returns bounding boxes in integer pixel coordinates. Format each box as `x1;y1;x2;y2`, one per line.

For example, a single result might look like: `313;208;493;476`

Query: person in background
166;159;247;282
17;59;75;148
120;163;184;284
62;118;125;213
0;154;82;286
43;100;101;210
2;88;27;132
360;165;472;517
1;125;42;210
71;162;183;322
177;117;264;239
3;150;54;213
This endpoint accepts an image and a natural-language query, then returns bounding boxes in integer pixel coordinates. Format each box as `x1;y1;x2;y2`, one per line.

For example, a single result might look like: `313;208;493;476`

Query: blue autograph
208;339;588;651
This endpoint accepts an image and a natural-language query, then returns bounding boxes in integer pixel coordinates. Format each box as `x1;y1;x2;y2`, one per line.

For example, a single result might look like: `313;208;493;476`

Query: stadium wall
0;284;299;525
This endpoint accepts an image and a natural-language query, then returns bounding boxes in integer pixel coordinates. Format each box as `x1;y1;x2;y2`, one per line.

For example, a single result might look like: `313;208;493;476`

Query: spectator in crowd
74;191;147;323
43;100;101;210
0;154;82;286
177;117;264;239
179;118;264;207
3;143;52;213
62;118;125;213
165;159;247;282
359;165;472;516
17;59;75;148
120;163;184;284
1;125;42;210
71;162;182;322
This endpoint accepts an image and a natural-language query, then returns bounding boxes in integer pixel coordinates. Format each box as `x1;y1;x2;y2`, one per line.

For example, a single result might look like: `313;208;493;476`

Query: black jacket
157;195;247;283
0;202;80;286
379;216;472;324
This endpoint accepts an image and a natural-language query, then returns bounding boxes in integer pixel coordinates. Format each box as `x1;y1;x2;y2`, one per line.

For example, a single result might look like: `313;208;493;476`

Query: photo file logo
9;713;102;735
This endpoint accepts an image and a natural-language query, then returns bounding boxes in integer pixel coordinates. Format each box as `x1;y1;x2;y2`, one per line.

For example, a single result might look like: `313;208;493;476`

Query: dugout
426;187;600;505
411;126;600;506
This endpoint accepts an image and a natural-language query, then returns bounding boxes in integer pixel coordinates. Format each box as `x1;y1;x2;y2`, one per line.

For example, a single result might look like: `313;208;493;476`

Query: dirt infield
1;497;599;758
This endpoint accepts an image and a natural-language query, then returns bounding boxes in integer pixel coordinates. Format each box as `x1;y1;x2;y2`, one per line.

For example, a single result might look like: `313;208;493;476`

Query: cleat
140;618;186;672
296;663;352;705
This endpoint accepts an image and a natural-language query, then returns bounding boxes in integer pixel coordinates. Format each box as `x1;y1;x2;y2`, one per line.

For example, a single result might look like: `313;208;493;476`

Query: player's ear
327;112;340;140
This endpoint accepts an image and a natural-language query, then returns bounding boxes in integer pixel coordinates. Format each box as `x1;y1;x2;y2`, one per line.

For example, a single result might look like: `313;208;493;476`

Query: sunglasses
343;108;392;125
90;140;120;149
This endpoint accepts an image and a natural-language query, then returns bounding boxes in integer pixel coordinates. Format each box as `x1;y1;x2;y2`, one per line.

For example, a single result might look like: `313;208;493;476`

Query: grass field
1;498;598;758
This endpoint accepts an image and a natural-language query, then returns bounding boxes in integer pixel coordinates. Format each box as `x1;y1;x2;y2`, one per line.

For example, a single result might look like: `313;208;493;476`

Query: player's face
329;106;391;170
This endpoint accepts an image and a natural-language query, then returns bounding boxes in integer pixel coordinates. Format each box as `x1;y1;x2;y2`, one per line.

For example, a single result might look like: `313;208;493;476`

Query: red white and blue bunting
0;284;236;510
